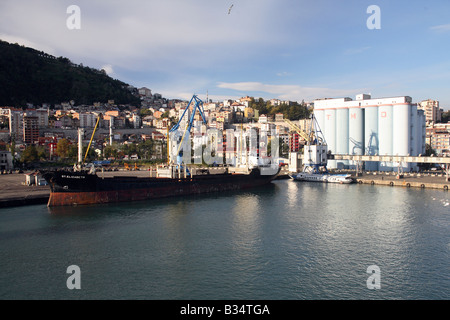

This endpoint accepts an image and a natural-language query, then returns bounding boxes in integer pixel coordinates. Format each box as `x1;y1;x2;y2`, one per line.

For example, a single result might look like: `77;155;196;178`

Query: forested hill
0;40;141;107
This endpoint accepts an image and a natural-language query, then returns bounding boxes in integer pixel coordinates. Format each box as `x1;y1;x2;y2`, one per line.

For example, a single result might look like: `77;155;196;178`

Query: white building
418;99;443;124
36;109;49;128
79;113;97;128
313;94;426;171
9;110;24;142
138;87;152;97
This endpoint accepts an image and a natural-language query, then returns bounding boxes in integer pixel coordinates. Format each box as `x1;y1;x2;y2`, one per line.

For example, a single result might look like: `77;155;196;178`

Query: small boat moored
290;171;354;184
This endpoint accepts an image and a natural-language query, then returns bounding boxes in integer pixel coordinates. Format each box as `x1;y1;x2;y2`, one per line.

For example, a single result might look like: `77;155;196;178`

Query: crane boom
169;95;207;165
283;118;313;143
83;114;101;164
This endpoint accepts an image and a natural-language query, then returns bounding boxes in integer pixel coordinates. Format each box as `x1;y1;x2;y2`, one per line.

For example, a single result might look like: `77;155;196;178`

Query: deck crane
169;94;207;167
75;113;102;172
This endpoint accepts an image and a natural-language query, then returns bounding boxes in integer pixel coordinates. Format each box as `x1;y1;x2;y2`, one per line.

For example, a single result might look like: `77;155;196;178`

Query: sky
1;0;449;109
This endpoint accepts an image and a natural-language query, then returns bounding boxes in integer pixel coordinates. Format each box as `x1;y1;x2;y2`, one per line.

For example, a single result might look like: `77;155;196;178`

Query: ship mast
77;128;84;166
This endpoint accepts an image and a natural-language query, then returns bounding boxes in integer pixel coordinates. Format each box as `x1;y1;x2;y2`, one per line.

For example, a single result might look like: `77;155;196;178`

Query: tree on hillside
56;138;70;159
21;145;39;164
441;110;450;123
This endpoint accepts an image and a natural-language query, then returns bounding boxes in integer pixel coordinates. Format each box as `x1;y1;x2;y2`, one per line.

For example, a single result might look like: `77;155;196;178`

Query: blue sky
1;0;449;109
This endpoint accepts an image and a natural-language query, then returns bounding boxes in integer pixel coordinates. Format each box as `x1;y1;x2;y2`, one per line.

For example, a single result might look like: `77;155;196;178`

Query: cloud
344;46;372;55
276;71;291;77
429;24;450;32
101;65;114;76
0;33;56;55
0;0;293;72
217;82;363;101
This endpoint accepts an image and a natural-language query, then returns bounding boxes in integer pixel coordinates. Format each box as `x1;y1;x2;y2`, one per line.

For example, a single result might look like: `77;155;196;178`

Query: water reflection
231;193;261;248
1;180;449;299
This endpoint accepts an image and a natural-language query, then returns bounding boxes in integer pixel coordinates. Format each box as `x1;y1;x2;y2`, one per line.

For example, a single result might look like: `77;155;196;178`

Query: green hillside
0;40;141;107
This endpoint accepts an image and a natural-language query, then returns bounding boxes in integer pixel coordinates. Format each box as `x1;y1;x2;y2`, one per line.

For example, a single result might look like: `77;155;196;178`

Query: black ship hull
42;167;280;207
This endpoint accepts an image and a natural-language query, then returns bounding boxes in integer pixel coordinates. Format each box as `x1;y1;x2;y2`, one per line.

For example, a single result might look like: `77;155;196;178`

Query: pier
331;154;450;182
350;171;450;191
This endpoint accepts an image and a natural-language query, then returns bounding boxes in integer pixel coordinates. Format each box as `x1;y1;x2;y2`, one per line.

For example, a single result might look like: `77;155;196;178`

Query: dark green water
0;180;449;299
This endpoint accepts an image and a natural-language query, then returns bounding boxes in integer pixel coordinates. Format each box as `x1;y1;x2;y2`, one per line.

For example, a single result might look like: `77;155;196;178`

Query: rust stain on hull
47;180;270;207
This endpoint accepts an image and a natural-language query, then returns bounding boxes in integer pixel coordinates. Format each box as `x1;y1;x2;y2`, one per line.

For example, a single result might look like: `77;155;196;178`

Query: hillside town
0;86;449;172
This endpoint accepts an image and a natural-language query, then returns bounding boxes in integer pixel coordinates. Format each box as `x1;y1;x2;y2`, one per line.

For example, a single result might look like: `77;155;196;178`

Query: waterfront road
0;172;50;208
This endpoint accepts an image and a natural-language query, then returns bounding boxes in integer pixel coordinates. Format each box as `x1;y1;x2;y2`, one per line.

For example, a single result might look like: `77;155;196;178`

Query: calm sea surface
0;180;449;300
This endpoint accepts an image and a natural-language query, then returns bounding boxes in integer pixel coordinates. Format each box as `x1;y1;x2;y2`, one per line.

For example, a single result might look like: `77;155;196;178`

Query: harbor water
0;179;449;300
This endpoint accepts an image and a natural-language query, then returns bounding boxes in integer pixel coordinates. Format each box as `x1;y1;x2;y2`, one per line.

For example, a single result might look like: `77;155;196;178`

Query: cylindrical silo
336;108;349;169
378;105;393;171
393;104;410;156
419;110;426;155
348;107;364;170
323;109;336;169
364;106;379;171
393;104;411;171
349;107;364;154
410;104;418;171
410;104;417;156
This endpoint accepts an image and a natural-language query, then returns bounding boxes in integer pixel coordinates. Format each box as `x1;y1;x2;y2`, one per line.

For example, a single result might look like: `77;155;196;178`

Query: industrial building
313;94;426;171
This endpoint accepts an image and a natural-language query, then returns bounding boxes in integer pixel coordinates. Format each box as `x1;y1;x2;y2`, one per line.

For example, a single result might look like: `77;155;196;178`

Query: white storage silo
336;108;349;169
410;104;419;171
323;109;336;168
349;107;364;154
419;110;426;155
410;104;418;157
364;106;379;171
393;104;411;171
393;104;410;156
378;105;393;171
348;107;364;169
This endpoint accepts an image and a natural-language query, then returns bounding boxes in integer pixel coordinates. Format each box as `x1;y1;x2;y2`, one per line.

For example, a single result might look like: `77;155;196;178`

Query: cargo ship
42;94;280;207
42;166;280;207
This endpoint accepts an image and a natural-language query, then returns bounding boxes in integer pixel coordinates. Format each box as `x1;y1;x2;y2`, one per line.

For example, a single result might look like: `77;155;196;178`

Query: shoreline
352;171;449;191
0;169;448;209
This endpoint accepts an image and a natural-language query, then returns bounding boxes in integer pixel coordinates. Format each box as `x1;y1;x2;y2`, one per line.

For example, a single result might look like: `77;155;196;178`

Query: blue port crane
169;94;208;166
302;113;329;174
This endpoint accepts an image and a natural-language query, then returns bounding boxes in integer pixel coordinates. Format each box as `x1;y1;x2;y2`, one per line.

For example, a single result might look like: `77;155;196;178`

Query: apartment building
23;116;39;144
418;99;443;124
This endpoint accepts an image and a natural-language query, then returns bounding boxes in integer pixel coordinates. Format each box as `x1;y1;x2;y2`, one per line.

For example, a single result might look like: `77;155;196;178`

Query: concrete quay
0;172;50;208
350;171;449;191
